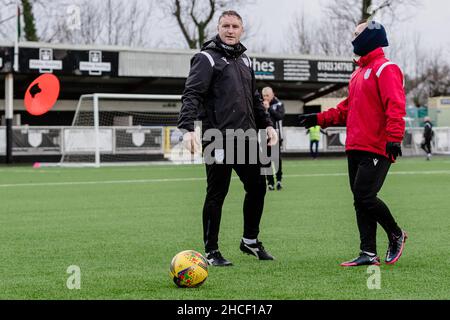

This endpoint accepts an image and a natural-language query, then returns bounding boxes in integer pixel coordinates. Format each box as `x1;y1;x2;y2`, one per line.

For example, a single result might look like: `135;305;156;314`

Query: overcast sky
1;0;448;61
238;0;449;55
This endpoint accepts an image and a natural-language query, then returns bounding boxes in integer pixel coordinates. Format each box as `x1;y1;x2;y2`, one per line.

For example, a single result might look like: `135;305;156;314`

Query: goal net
60;93;195;167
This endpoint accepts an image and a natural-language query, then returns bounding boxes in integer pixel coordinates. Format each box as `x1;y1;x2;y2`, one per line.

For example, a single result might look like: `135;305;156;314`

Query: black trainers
385;230;408;265
240;240;274;260
340;252;381;267
205;250;233;267
268;184;275;191
276;181;283;190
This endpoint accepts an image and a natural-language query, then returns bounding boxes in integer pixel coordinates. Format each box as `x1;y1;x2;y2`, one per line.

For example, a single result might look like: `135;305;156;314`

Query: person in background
306;125;327;159
262;87;285;190
420;116;434;160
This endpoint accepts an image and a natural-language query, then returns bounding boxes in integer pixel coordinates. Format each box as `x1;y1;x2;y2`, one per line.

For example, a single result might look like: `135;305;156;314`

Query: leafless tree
160;0;252;49
288;12;313;55
285;0;424;100
0;0;156;47
0;1;16;40
318;0;420;55
0;0;41;41
326;0;421;26
287;11;353;57
388;31;428;79
407;48;450;106
36;1;103;44
49;0;155;47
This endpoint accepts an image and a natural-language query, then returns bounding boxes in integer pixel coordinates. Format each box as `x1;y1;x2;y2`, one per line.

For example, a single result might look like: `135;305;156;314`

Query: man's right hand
298;114;318;128
182;131;200;155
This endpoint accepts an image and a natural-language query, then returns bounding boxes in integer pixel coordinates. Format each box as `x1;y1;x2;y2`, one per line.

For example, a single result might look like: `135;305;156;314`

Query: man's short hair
218;10;243;24
262;87;274;95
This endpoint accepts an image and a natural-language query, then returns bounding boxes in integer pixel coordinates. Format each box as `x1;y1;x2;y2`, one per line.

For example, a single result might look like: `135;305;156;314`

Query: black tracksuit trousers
421;138;432;154
347;150;402;254
203;140;267;253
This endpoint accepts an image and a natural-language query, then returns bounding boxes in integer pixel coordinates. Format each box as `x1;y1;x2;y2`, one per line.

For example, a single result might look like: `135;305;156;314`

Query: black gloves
298;114;318;129
386;142;402;161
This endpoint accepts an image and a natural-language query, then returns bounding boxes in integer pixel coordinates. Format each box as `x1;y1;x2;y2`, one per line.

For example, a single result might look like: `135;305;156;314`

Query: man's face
217;15;244;45
353;22;368;41
262;90;274;102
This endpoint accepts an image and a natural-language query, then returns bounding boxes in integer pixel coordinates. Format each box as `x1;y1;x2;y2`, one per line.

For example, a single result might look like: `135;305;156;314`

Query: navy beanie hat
352;21;389;57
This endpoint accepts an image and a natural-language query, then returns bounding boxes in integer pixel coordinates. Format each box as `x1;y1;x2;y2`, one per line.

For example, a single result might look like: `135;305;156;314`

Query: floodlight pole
5;4;20;164
14;4;19;72
5;74;13;164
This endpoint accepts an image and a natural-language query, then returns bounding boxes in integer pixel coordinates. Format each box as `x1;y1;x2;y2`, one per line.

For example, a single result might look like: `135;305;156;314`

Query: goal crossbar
61;93;182;167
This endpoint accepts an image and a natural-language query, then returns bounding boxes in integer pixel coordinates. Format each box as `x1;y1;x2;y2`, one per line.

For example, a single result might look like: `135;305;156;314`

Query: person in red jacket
299;20;408;267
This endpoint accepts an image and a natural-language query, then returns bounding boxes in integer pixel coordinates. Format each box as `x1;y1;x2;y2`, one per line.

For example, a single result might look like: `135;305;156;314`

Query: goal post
60;93;185;167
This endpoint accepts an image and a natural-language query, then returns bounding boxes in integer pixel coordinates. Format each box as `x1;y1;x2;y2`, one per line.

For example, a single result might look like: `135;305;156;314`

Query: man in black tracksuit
177;11;278;266
420;117;433;160
262;87;285;190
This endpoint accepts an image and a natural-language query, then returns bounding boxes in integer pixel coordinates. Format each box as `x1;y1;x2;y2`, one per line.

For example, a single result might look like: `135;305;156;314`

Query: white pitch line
0;177;205;188
389;170;450;175
0;170;449;188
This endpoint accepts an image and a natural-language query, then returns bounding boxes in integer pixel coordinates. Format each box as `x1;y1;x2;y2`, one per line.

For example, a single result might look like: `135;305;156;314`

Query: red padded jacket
317;48;406;159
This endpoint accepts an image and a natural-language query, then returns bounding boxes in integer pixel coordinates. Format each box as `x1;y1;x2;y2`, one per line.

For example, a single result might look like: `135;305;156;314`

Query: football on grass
170;250;208;288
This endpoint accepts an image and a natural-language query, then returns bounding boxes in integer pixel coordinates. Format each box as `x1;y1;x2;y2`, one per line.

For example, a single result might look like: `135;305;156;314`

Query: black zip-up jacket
177;36;273;133
266;97;285;131
423;121;433;140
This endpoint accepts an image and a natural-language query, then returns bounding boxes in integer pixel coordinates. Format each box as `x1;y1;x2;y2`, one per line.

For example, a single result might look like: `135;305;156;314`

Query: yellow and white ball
170;250;208;288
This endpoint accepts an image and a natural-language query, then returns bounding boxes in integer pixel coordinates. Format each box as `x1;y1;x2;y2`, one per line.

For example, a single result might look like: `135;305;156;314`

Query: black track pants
347;151;402;254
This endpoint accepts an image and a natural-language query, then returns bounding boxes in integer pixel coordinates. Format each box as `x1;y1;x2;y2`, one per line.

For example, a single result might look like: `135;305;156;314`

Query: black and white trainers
268;184;275;191
340;252;381;267
205;250;233;267
276;181;283;190
240;240;274;260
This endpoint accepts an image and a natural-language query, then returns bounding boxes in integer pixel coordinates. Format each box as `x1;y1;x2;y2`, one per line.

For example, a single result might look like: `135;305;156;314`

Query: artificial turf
0;157;449;299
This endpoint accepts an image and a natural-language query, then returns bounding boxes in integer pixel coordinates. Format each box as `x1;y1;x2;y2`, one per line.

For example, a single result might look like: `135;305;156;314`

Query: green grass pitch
0;157;449;299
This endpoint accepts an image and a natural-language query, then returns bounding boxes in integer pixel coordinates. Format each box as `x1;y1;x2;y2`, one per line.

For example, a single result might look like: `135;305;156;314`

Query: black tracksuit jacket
177;36;273;134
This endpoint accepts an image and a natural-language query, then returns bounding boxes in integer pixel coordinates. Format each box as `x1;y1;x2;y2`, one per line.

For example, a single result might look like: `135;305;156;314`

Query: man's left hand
386;142;402;161
266;126;278;146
